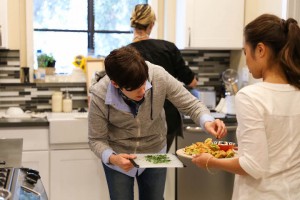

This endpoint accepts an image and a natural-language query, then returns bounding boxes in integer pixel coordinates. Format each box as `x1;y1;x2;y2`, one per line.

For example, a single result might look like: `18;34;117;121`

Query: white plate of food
176;138;237;159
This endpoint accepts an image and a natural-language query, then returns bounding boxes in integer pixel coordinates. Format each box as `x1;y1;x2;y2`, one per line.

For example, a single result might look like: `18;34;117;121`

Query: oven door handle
184;125;237;133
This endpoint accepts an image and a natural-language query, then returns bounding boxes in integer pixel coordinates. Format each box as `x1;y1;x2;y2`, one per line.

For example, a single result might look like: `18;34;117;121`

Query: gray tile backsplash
0;49;88;112
1;49;230;112
180;49;230;104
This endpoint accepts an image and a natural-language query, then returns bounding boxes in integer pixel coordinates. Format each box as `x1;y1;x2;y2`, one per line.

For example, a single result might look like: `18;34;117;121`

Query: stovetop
0;168;48;200
0;168;14;190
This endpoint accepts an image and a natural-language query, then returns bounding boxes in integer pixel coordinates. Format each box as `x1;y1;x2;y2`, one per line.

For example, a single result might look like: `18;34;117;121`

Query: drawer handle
185;126;202;132
184;126;237;132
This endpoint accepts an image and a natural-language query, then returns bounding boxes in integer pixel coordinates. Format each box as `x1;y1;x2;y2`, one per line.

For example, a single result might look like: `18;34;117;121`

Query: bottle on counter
52;91;63;112
63;90;73;113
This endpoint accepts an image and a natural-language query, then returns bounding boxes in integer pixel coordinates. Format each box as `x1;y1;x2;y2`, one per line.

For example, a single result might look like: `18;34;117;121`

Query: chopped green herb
145;154;171;164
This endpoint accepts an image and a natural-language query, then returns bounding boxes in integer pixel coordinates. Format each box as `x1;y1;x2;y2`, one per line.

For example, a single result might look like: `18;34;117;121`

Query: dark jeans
102;163;167;200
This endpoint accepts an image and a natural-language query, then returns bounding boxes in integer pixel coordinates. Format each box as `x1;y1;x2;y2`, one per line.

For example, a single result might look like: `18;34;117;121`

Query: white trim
0;0;8;48
287;0;300;21
282;0;287;19
148;0;158;39
26;0;34;69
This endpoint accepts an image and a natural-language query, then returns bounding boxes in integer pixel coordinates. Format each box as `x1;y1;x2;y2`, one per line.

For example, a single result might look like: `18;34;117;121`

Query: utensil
222;69;239;95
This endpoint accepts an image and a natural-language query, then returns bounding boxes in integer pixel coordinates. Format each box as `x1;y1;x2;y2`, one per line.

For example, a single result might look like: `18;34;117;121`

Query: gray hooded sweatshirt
88;61;212;161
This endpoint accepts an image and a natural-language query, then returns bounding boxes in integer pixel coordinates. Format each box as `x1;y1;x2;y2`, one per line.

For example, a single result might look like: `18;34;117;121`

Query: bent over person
88;46;227;200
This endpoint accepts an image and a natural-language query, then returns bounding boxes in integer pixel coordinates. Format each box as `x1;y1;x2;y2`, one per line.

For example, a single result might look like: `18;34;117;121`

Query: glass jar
63;91;73;113
52;92;63;112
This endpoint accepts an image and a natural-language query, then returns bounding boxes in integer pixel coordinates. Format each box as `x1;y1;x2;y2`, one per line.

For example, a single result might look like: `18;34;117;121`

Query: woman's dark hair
244;14;300;89
104;46;149;91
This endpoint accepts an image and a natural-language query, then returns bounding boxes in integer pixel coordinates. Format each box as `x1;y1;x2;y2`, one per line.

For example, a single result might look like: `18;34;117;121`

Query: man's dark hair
104;46;149;91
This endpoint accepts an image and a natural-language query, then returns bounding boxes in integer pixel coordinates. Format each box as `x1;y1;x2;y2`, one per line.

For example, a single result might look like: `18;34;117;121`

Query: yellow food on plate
184;138;235;158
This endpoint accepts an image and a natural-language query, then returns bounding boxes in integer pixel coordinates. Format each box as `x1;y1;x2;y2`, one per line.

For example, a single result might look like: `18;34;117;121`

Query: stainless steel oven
0;139;48;200
176;123;237;200
0;167;48;200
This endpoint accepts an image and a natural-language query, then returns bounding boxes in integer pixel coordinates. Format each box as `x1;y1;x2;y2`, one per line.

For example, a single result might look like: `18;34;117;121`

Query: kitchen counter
0;118;49;128
0;113;236;128
183;114;237;125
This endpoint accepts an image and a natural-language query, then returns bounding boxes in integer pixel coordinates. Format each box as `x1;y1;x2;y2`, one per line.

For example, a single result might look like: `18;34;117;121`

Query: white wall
235;0;287;85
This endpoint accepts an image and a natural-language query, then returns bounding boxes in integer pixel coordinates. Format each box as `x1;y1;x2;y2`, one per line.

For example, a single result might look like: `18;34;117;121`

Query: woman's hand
192;153;214;169
204;119;227;139
109;153;137;172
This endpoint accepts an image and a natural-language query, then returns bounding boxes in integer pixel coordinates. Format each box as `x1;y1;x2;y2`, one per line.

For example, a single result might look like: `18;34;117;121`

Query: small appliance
215;69;239;115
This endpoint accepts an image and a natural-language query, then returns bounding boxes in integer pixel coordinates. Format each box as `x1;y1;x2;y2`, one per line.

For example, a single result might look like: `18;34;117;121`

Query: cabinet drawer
49;119;88;144
0;127;49;150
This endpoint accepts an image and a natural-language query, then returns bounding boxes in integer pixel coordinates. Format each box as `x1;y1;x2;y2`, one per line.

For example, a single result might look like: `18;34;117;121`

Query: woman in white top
192;13;300;200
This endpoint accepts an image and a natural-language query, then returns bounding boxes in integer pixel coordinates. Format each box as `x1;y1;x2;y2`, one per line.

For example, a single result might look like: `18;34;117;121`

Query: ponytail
280;18;300;89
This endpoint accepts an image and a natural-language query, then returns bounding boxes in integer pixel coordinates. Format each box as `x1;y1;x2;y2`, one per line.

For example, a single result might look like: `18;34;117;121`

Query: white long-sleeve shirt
232;82;300;200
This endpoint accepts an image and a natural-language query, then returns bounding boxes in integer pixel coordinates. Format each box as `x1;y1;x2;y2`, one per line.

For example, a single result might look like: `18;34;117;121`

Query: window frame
25;0;158;73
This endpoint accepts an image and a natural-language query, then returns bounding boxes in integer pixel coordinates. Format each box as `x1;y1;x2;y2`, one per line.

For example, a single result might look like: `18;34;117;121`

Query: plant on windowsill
37;53;56;75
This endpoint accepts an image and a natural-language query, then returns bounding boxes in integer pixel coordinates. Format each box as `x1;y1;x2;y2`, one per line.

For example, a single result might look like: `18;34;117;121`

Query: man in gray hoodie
88;46;227;200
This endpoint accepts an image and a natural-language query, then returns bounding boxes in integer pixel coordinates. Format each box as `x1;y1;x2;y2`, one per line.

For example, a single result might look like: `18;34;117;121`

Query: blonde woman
129;4;198;152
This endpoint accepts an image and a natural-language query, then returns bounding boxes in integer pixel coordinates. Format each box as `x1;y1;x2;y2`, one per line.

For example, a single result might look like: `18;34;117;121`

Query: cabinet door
176;0;244;49
50;149;109;200
22;151;50;197
0;127;49;151
0;0;7;48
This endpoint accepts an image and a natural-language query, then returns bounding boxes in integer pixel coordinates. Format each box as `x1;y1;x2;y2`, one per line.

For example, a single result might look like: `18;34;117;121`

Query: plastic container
52;92;63;112
63;91;72;113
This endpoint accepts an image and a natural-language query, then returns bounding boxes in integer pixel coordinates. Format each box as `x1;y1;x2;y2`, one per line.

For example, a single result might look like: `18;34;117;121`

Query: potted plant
37;53;56;75
37;53;56;68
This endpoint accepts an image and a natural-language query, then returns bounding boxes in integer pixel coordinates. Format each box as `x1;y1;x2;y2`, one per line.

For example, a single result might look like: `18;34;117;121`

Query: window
32;0;147;74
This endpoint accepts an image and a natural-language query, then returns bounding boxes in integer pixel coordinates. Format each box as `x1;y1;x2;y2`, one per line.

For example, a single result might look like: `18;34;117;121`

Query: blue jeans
102;163;167;200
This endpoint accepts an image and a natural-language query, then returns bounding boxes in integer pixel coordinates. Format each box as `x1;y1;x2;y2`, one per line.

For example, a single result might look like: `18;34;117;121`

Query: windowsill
42;75;86;83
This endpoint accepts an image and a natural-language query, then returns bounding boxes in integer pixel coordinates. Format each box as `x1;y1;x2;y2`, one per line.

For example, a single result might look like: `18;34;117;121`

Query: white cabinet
50;149;109;200
48;115;109;200
0;127;50;195
176;0;244;49
0;0;8;48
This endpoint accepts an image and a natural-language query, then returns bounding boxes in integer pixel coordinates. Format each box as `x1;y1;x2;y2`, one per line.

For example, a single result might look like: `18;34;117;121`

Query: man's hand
204;119;227;139
109;153;137;172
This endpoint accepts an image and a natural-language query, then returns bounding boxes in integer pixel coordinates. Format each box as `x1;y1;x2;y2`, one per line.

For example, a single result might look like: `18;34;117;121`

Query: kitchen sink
47;112;89;145
47;112;88;120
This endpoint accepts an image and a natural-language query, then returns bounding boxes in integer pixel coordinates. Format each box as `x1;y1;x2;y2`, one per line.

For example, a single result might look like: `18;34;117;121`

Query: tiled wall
0;49;20;83
180;49;230;101
0;49;230;112
0;49;88;112
0;83;88;112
